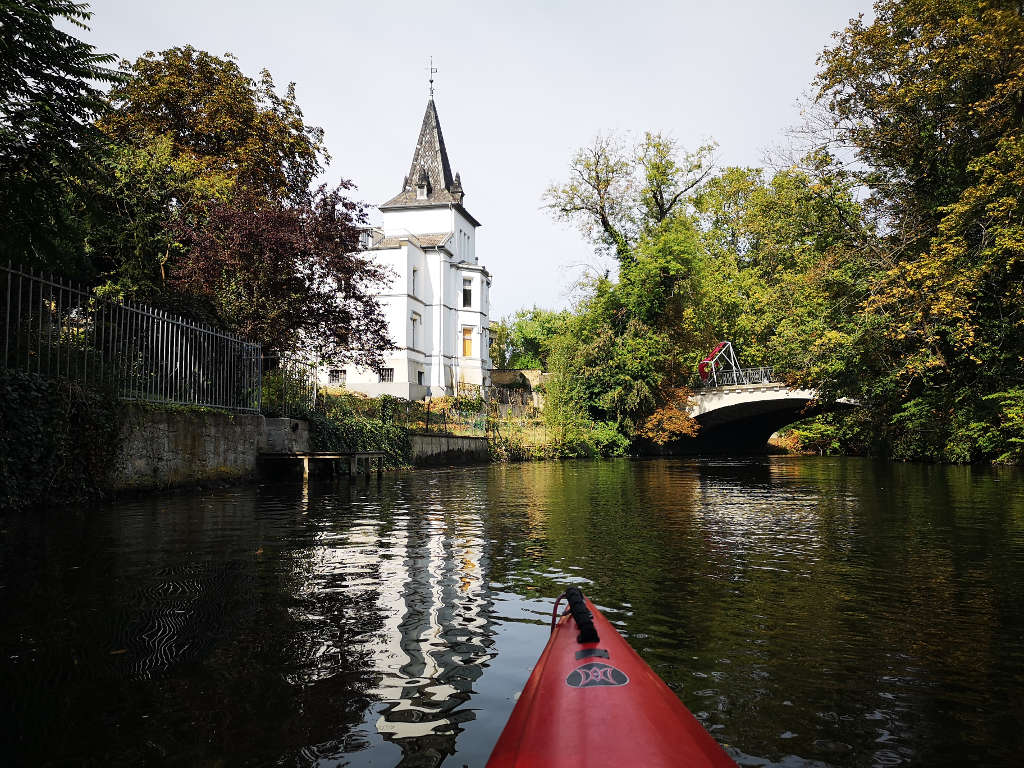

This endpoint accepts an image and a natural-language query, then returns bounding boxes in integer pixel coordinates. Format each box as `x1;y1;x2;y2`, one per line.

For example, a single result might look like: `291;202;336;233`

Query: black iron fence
259;355;319;417
1;262;262;412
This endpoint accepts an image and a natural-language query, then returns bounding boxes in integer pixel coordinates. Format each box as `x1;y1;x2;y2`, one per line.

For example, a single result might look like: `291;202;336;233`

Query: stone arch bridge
684;367;853;454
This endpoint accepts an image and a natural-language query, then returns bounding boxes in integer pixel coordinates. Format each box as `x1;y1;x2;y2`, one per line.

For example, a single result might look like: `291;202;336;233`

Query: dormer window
415;166;429;200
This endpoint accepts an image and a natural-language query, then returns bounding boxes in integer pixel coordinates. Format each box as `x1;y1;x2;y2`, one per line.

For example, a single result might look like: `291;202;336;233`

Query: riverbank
0;371;492;510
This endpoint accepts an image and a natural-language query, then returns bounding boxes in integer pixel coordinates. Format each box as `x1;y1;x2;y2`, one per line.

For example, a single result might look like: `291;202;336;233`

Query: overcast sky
85;0;871;318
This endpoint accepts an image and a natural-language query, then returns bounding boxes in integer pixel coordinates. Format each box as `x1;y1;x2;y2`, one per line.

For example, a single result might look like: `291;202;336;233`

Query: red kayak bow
486;587;737;768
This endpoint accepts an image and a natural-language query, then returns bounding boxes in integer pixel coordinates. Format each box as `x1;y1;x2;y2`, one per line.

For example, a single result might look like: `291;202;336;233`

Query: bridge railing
696;366;776;388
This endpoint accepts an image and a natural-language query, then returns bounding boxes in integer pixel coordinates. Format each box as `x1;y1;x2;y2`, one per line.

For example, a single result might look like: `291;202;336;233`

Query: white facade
323;97;492;400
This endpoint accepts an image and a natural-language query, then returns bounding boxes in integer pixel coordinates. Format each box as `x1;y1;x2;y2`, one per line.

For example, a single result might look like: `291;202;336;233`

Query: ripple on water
2;458;1024;767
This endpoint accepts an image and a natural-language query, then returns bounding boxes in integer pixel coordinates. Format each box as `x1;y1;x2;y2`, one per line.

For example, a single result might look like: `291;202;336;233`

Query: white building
326;97;492;400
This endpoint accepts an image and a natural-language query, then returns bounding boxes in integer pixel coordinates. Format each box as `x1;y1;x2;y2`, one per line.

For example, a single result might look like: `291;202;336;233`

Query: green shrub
304;393;411;468
588;421;631;456
260;367;317;417
488;429;531;462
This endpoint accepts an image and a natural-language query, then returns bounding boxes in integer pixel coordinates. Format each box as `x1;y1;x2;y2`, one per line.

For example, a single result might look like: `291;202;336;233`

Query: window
462;278;472;308
328;368;346;385
379;368;394;383
462;327;473;357
411;267;418;296
417;371;424;386
411;313;420;349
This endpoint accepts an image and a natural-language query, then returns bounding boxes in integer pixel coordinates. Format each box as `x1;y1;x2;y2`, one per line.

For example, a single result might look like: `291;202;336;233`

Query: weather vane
428;56;437;98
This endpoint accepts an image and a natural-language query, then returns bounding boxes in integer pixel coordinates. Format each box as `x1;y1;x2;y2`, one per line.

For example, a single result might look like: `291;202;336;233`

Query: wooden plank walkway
259;451;385;480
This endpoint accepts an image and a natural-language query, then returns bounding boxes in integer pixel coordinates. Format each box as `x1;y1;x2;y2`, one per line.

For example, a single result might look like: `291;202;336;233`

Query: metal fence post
254;344;260;412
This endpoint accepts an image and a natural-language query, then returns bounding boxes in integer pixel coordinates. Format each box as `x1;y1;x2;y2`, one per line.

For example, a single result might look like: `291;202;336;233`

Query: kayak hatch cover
486;587;738;767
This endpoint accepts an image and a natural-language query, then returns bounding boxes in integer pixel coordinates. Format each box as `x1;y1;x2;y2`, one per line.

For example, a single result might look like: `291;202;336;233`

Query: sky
84;0;872;319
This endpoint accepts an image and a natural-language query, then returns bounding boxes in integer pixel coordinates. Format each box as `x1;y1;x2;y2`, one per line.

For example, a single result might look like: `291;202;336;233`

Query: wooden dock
259;451;386;480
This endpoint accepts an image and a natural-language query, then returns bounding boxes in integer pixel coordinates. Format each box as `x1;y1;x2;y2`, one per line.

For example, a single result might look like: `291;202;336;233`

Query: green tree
81;135;189;301
543;217;715;451
693;157;870;386
813;0;1024;461
488;318;512;369
536;0;1024;464
89;46;330;299
544;132;714;267
502;307;570;370
101;46;325;204
540;149;870;454
0;0;120;272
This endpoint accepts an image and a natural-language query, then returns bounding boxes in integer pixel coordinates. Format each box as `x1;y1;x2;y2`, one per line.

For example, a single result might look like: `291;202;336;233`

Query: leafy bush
260;366;318;418
0;370;122;510
303;392;411;468
984;389;1024;465
587;421;632;456
488;429;536;462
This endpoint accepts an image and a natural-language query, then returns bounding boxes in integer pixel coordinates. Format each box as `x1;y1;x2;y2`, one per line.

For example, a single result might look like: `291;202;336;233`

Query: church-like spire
381;98;466;209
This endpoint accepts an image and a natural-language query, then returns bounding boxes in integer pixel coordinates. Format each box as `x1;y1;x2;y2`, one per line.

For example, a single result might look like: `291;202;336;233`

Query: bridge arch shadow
679;384;855;455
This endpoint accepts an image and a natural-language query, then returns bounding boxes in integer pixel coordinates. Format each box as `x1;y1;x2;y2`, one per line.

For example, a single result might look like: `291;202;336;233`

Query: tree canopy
544;132;714;268
171;184;391;362
810;0;1024;461
489;308;571;370
86;46;338;303
101;46;327;205
76;45;391;361
0;0;120;271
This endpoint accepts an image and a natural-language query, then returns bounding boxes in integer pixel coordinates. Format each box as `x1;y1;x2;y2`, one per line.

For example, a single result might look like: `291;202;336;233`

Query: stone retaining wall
112;406;487;490
113;407;310;491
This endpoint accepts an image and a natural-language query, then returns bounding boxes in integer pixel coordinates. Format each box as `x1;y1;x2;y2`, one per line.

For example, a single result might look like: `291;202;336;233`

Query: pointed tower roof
381;98;480;226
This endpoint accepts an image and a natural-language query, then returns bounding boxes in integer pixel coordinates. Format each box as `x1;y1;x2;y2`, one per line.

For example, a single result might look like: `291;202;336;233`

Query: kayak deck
487;590;737;767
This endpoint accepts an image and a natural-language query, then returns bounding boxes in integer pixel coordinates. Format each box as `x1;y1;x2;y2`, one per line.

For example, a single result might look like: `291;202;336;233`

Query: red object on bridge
698;341;727;381
485;589;738;768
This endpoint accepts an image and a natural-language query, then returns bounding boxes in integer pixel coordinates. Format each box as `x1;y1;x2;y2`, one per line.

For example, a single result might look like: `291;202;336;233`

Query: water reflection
365;507;494;766
272;477;500;767
2;458;1023;767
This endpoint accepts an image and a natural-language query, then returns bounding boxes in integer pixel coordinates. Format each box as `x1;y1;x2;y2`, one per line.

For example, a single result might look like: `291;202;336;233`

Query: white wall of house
381;207;453;239
322;232;492;400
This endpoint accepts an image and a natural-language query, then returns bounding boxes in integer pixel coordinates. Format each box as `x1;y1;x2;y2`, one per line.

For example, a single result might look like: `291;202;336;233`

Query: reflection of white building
329;96;492;400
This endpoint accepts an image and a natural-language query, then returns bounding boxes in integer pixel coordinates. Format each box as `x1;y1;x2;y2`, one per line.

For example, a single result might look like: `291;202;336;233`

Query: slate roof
381;99;475;220
369;232;454;250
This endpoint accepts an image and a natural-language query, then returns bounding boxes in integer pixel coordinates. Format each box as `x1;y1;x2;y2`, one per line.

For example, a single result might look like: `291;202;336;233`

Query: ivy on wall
0;371;123;511
304;394;411;468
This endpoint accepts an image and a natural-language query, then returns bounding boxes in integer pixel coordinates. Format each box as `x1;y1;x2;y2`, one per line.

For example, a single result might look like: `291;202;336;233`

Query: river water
2;458;1023;767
